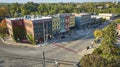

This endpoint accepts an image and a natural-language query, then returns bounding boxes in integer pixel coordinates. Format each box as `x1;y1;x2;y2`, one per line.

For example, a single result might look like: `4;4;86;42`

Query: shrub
80;54;106;67
80;54;120;67
92;48;102;55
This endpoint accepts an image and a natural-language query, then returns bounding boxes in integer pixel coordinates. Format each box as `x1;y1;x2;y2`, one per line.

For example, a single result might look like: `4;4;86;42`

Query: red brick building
6;16;52;43
6;18;26;41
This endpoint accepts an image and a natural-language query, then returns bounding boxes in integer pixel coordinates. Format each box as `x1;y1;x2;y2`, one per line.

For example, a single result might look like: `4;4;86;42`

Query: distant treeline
0;2;120;18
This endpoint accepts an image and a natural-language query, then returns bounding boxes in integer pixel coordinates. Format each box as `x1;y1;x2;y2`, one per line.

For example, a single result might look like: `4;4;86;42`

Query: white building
92;13;115;20
99;13;115;20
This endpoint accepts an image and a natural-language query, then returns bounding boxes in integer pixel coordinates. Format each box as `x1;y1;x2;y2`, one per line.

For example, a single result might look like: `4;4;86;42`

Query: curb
0;37;38;48
0;37;12;44
77;48;95;56
77;44;101;56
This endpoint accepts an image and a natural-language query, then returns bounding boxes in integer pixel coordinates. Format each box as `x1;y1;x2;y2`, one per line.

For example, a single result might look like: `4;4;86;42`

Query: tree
14;12;18;17
12;26;26;41
59;10;65;14
114;18;120;23
94;29;103;39
100;22;117;54
0;7;8;18
0;19;8;38
26;34;35;45
80;54;120;67
80;55;107;67
49;10;56;15
80;22;120;67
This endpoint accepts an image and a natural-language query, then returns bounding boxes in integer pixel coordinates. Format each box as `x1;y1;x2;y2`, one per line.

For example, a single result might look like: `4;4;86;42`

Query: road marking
52;42;79;54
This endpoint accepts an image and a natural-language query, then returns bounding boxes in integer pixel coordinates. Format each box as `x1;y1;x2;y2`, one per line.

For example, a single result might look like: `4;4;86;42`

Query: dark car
61;36;65;38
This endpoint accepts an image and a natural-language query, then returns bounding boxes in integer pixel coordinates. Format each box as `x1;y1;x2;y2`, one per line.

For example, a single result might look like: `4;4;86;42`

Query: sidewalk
0;29;94;48
0;37;38;48
49;29;93;43
77;43;101;57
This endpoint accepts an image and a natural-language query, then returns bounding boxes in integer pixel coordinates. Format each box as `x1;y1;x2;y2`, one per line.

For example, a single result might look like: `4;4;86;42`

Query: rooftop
75;13;91;16
29;17;52;21
99;13;114;16
7;17;23;20
7;15;52;21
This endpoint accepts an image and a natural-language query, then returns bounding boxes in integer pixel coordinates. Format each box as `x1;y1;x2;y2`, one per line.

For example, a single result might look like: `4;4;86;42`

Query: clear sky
0;0;119;3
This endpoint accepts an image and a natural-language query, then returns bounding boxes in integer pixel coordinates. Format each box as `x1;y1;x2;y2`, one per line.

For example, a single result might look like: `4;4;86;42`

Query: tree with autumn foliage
0;19;8;38
0;6;9;18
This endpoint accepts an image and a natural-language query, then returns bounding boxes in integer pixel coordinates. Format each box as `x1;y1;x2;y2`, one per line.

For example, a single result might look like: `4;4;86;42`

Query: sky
0;0;119;3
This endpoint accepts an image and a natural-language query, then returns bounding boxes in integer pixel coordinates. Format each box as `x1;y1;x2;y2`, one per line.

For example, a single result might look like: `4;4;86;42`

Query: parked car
61;36;65;38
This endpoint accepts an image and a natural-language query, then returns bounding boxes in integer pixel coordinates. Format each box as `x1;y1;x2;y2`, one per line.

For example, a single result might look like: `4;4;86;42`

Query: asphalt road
0;29;94;67
0;21;109;67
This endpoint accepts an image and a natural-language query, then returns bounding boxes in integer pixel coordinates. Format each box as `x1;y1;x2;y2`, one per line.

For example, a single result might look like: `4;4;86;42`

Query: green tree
100;22;117;54
12;26;26;41
80;22;120;67
94;29;103;39
26;34;35;45
59;10;65;14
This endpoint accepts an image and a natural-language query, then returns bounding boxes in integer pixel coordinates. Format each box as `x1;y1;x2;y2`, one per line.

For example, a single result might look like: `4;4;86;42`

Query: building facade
24;16;52;43
6;18;26;41
52;14;75;37
75;13;92;29
6;16;52;43
98;13;115;20
6;14;75;43
52;17;61;37
69;15;75;28
59;14;67;33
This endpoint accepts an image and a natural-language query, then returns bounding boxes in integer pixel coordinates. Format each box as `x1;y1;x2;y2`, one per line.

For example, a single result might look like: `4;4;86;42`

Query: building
98;13;115;20
59;14;75;33
6;14;75;43
6;15;52;43
52;16;61;37
52;14;75;37
6;18;26;41
24;16;52;43
69;15;75;28
75;13;92;29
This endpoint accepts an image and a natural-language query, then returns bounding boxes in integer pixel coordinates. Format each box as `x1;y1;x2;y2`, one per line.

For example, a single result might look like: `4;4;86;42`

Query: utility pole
42;20;48;67
43;51;45;67
43;22;46;46
43;22;46;67
46;22;48;45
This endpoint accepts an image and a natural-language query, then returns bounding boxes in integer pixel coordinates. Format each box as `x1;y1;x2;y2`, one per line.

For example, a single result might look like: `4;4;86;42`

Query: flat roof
75;13;91;16
30;17;52;21
7;16;52;21
7;17;23;20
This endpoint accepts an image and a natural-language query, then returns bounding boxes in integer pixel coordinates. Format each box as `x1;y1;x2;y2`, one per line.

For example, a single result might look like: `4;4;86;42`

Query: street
0;21;109;67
